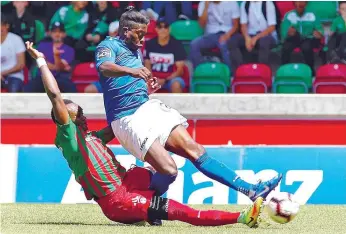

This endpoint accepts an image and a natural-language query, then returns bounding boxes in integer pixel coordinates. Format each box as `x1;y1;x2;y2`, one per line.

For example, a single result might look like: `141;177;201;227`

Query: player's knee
183;139;206;160
161;162;178;176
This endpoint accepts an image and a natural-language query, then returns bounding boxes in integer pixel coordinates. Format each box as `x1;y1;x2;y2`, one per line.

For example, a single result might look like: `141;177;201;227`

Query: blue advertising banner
15;146;346;205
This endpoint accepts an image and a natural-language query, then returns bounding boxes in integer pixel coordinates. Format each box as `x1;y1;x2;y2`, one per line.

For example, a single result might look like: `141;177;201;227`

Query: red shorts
96;167;155;224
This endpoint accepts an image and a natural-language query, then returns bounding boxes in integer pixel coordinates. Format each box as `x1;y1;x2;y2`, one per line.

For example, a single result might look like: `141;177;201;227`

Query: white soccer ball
265;192;300;224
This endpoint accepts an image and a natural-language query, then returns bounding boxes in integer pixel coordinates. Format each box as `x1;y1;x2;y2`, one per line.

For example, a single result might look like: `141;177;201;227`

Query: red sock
167;199;240;226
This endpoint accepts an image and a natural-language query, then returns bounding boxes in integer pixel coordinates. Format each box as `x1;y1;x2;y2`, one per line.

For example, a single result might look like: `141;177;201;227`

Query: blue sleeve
95;41;117;69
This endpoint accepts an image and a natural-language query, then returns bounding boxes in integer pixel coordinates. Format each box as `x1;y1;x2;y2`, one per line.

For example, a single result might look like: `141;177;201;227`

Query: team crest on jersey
85;135;97;142
132;195;147;206
96;47;111;59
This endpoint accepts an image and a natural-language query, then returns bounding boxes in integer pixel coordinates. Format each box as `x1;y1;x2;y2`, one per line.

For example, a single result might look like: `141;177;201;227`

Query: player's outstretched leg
152;196;263;227
165;125;282;201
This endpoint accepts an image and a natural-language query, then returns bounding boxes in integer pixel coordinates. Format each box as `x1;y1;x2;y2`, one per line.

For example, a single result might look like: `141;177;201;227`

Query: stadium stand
71;62;99;93
232;64;272;93
192;62;230;93
1;1;345;94
273;63;312;94
314;64;346;94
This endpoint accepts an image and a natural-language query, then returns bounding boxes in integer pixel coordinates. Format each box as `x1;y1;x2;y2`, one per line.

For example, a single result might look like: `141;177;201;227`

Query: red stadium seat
232;63;272;93
275;1;295;19
71;62;99;93
152;64;190;93
314;64;346;94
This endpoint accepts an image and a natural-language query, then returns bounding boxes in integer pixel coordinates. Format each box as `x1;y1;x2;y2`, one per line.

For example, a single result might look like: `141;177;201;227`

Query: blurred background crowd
1;1;345;94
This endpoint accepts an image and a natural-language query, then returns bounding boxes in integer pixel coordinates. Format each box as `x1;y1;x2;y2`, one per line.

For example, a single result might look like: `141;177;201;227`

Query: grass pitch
1;204;345;234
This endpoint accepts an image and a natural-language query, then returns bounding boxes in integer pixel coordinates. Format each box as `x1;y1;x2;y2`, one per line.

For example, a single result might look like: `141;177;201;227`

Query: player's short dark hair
119;6;149;35
51;99;74;124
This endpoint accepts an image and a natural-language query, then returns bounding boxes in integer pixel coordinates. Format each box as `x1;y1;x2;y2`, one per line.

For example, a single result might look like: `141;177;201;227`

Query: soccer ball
265;192;300;224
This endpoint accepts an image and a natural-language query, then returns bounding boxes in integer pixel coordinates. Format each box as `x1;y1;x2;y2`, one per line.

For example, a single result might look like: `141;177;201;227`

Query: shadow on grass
15;221;146;227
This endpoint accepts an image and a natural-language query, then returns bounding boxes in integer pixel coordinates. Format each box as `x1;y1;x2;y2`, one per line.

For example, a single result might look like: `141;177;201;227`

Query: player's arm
94;126;115;144
26;41;69;125
96;44;151;80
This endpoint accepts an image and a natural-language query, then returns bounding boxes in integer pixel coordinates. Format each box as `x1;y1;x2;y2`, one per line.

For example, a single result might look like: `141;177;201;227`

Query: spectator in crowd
190;1;240;72
84;21;119;93
1;15;26;92
142;2;192;23
8;1;36;68
108;21;119;37
24;22;76;93
281;1;323;73
327;1;346;64
229;1;278;71
49;1;89;47
144;18;187;93
75;1;119;62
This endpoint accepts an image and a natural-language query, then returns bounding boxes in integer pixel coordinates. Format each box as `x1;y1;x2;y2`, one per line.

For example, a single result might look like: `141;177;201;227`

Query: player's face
66;103;88;131
340;3;346;17
125;24;148;49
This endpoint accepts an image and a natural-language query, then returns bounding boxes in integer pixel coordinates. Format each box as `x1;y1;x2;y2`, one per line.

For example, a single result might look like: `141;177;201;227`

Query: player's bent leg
165;125;282;201
96;187;152;225
144;139;178;196
148;195;262;227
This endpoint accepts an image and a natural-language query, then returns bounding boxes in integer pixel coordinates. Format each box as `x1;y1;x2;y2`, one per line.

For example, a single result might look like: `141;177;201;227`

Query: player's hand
25;41;44;59
147;77;161;94
131;67;152;81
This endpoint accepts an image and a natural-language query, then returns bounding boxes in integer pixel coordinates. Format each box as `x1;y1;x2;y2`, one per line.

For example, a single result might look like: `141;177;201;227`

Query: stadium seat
275;1;295;20
306;1;338;22
71;62;99;93
274;63;312;93
35;20;45;43
152;64;190;93
314;64;346;94
170;20;203;53
232;64;272;93
192;62;230;93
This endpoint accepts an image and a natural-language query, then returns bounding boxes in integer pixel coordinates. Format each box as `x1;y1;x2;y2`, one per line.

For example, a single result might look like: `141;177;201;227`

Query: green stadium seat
273;63;312;93
306;1;338;22
192;62;231;93
170;20;203;53
35;20;45;43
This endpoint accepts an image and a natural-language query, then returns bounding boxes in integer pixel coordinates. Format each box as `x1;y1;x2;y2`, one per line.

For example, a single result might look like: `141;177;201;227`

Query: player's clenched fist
130;67;152;80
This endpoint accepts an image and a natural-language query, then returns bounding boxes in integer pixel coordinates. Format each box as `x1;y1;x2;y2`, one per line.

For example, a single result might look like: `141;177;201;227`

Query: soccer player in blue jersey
95;7;282;208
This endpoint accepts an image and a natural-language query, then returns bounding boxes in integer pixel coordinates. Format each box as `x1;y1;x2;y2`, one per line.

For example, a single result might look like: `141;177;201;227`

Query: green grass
1;204;345;234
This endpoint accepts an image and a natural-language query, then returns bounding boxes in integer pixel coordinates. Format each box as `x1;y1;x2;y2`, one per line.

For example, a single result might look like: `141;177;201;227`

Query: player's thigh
144;139;178;175
102;190;153;224
165;125;205;161
123;166;153;191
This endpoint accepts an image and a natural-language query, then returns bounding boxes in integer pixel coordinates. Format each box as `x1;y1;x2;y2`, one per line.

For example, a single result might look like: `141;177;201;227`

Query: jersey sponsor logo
140;137;149;151
132;195;147;206
85;135;98;142
96;47;111;59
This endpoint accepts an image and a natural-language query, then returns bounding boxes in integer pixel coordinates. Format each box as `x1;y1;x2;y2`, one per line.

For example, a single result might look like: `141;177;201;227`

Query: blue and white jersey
95;37;149;124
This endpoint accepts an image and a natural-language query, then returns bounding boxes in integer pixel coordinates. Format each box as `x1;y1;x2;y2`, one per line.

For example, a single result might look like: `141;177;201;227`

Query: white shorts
111;99;189;161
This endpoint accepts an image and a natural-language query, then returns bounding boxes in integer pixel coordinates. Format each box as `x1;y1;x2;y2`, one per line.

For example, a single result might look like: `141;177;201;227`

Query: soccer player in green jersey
25;41;263;227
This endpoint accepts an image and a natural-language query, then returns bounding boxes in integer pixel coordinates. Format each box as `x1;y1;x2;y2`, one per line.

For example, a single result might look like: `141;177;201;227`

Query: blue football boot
248;173;283;202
